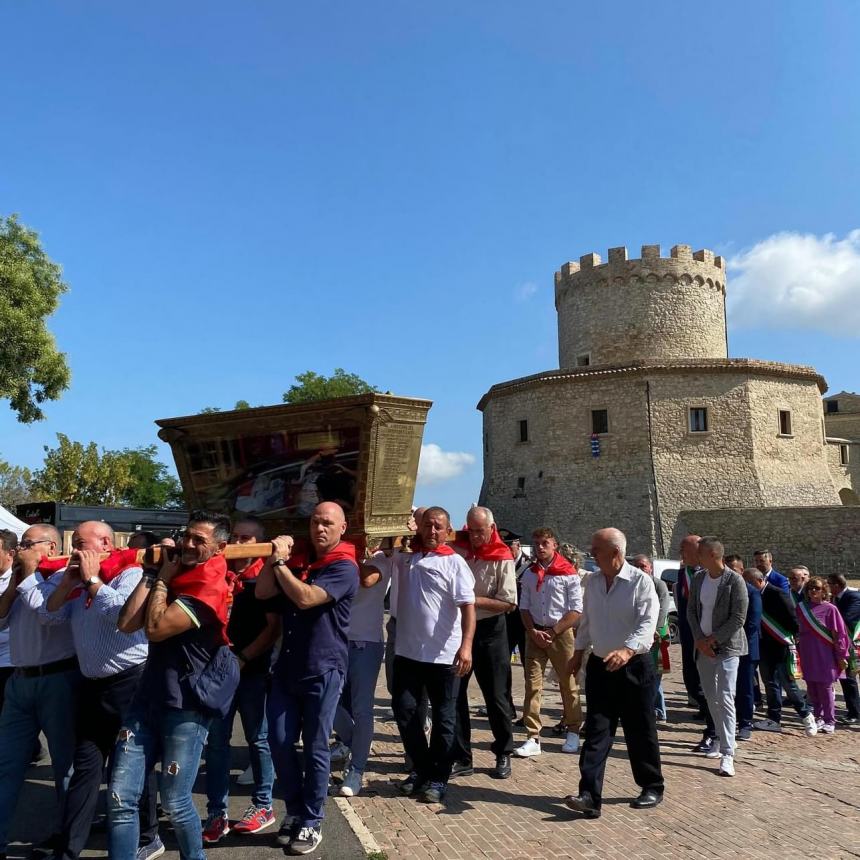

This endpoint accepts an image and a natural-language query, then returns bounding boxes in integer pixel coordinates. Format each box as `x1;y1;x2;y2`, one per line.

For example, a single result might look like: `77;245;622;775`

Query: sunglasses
18;538;53;550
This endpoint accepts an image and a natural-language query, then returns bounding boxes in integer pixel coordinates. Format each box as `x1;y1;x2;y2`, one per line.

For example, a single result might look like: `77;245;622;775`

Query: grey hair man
565;528;662;818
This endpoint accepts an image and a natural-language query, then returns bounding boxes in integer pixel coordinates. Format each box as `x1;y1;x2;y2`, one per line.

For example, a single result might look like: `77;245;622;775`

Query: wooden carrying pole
56;543;277;567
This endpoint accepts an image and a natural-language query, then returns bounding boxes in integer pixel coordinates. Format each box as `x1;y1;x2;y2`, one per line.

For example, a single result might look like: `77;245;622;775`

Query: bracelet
272;559;289;568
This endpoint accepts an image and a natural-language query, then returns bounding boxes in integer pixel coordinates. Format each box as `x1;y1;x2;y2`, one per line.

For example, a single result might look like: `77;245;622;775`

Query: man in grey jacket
687;537;748;778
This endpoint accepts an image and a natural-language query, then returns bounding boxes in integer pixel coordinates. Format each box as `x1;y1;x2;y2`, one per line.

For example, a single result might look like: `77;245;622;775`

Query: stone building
478;244;859;563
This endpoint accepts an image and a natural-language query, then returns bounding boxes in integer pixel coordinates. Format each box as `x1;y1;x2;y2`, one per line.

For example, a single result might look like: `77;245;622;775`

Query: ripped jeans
108;706;211;860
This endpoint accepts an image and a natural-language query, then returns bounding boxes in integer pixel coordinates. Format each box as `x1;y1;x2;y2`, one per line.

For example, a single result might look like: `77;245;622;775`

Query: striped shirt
36;567;149;679
0;572;77;667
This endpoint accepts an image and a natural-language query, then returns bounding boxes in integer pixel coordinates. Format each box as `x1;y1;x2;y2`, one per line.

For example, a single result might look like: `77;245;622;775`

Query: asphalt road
7;734;369;860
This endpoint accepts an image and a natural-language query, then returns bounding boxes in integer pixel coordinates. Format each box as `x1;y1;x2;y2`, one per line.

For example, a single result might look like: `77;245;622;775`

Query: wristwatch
272;559;289;568
84;576;102;588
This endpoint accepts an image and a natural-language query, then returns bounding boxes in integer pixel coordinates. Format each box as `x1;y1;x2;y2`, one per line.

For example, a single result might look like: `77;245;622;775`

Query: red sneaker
231;805;276;835
202;813;230;844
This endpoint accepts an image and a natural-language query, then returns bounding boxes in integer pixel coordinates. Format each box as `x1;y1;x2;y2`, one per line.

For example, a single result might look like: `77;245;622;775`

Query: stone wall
824;411;860;442
826;439;860;504
554;244;727;368
672;506;860;577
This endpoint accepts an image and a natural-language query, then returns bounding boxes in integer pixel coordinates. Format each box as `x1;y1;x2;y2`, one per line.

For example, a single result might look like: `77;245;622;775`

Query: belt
15;656;79;678
533;623;555;632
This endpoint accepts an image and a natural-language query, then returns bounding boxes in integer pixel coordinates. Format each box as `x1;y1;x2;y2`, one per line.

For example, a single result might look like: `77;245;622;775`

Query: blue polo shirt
274;559;357;683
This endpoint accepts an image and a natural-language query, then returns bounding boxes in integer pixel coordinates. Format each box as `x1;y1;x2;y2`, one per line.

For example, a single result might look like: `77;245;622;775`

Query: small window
591;409;609;435
514;476;526;497
484;432;489;453
576;354;591;367
841;445;850;466
689;407;709;433
778;410;793;436
519;419;529;443
826;400;839;413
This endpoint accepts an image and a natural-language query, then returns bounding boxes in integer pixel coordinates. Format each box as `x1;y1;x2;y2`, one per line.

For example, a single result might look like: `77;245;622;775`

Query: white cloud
728;229;860;335
417;444;475;486
515;281;539;302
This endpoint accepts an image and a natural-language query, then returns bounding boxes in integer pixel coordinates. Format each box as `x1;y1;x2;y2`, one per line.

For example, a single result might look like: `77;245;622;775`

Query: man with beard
450;507;517;779
111;511;238;860
202;516;281;844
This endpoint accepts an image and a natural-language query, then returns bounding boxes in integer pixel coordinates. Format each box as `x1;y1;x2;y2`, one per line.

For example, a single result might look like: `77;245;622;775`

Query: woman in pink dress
795;577;850;733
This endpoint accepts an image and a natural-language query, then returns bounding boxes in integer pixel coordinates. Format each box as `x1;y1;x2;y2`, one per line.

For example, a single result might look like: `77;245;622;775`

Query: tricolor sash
679;566;694;599
761;612;793;646
848;620;860;677
797;601;835;646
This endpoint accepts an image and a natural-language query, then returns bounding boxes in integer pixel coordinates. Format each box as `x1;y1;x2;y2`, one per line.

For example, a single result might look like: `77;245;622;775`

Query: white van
652;559;681;644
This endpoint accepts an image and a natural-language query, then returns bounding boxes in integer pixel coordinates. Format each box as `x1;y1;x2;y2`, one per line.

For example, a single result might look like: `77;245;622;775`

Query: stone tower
555;244;728;368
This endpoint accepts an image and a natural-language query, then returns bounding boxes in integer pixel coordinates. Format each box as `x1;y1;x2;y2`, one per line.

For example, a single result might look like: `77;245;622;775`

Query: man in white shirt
367;506;475;804
0;530;17;714
514;527;583;759
566;528;662;818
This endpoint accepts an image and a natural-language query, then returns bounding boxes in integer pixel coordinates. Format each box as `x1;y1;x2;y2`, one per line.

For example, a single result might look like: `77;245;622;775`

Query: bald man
0;524;80;859
257;502;358;856
39;521;160;859
566;528;662;817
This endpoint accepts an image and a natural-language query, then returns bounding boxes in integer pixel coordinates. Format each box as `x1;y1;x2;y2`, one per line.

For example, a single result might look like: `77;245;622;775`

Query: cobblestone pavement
346;646;860;860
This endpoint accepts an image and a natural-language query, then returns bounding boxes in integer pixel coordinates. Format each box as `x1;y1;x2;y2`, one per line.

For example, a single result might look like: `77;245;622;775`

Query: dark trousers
840;676;860;719
0;666;13;714
505;610;527;716
578;654;663;808
760;652;810;723
451;615;514;762
57;664;158;860
393;656;459;784
734;656;757;729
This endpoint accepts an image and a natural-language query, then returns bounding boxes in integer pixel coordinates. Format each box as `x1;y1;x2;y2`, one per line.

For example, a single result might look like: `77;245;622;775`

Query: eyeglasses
19;539;52;550
808;585;822;592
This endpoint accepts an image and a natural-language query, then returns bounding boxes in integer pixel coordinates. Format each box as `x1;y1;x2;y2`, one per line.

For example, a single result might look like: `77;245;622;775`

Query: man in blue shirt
256;502;358;856
754;550;789;594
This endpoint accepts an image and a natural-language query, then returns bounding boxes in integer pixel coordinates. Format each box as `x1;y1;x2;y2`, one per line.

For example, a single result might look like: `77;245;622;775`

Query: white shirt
519;566;583;626
0;568;11;668
347;560;391;643
389;551;475;665
575;562;658;658
699;572;720;637
0;571;76;667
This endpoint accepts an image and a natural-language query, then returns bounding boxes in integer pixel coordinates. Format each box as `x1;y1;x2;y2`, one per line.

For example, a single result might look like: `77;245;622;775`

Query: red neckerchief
423;544;455;557
303;541;359;581
228;558;265;594
530;552;576;591
169;554;231;645
38;548;141;605
454;525;514;562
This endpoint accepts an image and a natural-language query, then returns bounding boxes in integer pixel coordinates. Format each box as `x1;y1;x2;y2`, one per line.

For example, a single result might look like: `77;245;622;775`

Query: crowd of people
0;505;857;859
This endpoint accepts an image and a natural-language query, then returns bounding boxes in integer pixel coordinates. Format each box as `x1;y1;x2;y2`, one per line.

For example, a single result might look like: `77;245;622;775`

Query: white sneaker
561;732;580;754
236;764;254;785
753;718;782;732
820;722;835;734
719;755;735;777
705;748;722;759
513;738;541;757
816;719;826;730
802;713;818;737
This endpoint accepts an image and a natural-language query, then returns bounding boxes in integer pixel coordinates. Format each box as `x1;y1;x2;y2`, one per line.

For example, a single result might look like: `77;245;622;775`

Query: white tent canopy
0;504;28;538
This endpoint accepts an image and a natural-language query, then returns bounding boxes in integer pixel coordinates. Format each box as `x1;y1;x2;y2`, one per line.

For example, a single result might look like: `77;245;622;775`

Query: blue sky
1;2;859;522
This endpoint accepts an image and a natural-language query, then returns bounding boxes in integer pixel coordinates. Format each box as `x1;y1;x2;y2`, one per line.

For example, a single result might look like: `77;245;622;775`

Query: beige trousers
523;629;583;738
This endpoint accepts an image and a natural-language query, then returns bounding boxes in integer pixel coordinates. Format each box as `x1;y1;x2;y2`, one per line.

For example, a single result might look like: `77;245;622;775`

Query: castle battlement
554;243;725;287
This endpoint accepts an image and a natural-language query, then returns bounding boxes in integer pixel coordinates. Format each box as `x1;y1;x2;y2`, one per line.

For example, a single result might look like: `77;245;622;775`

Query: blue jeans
268;668;344;829
0;668;80;850
735;655;757;729
333;641;385;774
108;706;211;860
205;671;274;815
653;678;666;720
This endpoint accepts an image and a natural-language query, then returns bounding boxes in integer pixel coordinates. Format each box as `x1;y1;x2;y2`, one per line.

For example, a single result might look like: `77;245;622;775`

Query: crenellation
671;244;692;260
714;255;725;270
607;246;628;264
579;252;601;269
560;261;579;278
641;244;661;260
693;249;715;264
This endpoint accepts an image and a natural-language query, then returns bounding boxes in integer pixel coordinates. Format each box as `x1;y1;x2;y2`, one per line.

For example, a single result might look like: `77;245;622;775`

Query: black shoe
493;754;512;779
737;726;752;741
837;715;858;726
449;760;474;779
564;791;600;818
630;789;663;809
513;717;525;728
29;834;61;859
692;736;715;754
550;720;567;736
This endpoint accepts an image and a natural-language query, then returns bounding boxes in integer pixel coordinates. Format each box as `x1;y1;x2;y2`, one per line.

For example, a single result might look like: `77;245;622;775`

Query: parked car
652;560;681;645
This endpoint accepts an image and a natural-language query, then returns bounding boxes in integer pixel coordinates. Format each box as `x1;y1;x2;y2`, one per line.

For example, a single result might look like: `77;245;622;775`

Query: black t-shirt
228;579;282;674
136;596;223;712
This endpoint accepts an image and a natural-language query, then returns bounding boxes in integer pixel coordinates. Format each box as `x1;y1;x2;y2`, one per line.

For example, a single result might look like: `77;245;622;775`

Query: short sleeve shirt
228;579;282;674
137;596;223;712
275;559;358;683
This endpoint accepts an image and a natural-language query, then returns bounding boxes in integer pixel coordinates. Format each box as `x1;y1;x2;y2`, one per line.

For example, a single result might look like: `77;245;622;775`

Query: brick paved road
347;645;860;860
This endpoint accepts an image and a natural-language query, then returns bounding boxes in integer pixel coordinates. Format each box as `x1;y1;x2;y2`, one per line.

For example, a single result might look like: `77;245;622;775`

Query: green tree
0;215;71;422
31;434;133;505
283;369;378;404
0;459;34;510
119;445;185;509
